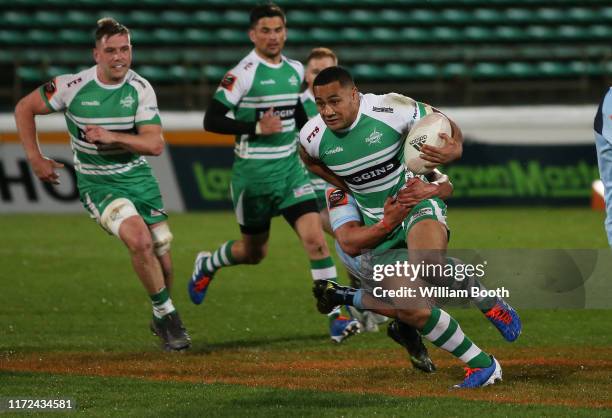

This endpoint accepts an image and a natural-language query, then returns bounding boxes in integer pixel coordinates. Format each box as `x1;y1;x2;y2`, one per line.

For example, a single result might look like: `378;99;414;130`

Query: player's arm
335;197;410;257
84;124;165;156
395;170;453;208
203;99;282;136
420;107;463;167
299;144;349;191
14;88;64;184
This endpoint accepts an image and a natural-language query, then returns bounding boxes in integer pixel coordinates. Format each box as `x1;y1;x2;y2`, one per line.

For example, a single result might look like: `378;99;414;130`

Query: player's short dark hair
95;17;130;44
306;47;338;66
313;66;355;88
249;3;286;28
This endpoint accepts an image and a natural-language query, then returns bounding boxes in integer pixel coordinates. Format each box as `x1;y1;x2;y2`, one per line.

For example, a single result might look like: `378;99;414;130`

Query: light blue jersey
594;87;612;246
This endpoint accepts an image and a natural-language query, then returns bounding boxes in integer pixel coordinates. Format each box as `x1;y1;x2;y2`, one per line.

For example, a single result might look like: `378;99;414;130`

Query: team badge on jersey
120;94;135;108
221;73;237;91
288;74;298;86
365;128;383;145
326;188;348;209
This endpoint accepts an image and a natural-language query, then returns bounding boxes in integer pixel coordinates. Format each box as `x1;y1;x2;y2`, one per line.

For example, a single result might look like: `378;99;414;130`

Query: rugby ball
403;113;451;174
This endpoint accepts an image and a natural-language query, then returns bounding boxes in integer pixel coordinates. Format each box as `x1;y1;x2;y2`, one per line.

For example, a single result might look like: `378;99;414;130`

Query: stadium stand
1;0;611;108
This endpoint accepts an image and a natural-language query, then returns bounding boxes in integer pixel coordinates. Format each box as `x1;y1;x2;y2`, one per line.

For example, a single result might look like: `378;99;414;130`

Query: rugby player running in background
15;18;190;351
190;4;347;342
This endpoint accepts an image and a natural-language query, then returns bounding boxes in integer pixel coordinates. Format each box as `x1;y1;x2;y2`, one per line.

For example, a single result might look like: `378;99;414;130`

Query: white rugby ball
403;113;451;174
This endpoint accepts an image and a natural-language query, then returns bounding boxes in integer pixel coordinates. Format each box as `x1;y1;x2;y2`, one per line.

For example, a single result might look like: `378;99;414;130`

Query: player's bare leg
120;216;189;351
293;212;330;260
149;221;174;291
231;231;270;264
120;216;165;294
155;251;173;291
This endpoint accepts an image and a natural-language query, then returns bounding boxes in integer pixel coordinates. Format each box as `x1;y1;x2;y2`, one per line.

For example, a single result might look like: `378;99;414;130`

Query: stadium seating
1;0;610;108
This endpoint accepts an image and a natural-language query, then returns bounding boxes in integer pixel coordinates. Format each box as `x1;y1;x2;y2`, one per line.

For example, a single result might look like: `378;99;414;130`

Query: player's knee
150;223;173;256
411;251;445;269
124;231;154;255
398;309;430;329
302;234;327;257
243;245;267;264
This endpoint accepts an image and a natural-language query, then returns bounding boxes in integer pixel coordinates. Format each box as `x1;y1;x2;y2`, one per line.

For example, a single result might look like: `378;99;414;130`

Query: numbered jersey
300;93;433;225
40;66;161;189
214;50;304;181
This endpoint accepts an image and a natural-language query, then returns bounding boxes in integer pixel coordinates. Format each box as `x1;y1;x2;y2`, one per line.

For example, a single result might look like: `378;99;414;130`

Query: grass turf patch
0;372;607;417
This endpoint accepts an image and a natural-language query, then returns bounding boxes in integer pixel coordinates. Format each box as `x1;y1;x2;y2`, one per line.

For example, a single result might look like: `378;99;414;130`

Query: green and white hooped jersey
300;93;433;225
40;66;161;188
214;50;304;181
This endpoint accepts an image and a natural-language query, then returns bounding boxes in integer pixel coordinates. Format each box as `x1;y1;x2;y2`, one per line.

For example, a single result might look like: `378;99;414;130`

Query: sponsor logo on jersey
120;94;135;109
81;100;100;106
221;72;237;91
260;79;276;85
43;79;56;100
288;74;298;86
326;189;348;209
324;146;344;155
293;184;314;198
344;159;400;185
256;105;295;120
409;135;428;151
410;207;434;220
132;77;146;89
67;77;82;88
151;208;166;217
365;128;383;145
372;106;393;113
306;126;320;143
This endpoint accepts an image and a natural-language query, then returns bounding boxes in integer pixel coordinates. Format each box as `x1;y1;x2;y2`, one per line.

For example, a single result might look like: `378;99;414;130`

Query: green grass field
1;208;611;417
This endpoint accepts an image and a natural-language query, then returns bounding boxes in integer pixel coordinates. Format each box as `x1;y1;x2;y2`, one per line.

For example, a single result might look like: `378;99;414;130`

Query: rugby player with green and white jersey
191;5;344;342
213;49;306;184
39;66;165;224
15;18;190;352
304;66;512;389
300;89;446;251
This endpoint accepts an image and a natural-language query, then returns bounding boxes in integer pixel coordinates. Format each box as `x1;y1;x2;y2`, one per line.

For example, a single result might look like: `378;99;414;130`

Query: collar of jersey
250;49;285;69
94;65;129;90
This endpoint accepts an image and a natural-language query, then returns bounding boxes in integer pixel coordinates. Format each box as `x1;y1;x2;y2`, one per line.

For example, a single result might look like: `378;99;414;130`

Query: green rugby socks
421;307;492;368
310;257;337;281
151;287;176;321
202;240;237;275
